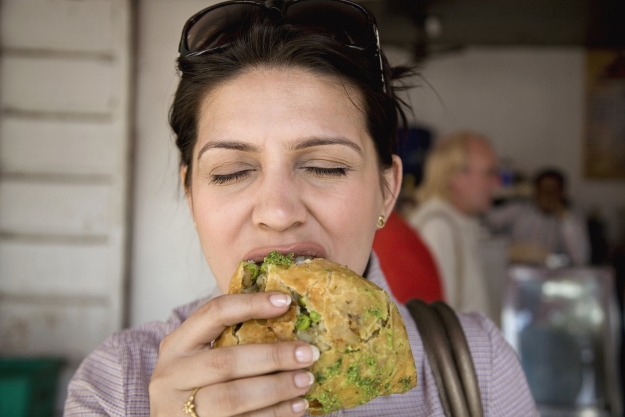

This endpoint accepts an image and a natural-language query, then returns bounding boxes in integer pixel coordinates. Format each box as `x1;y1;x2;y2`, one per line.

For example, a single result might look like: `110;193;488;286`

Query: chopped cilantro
386;330;394;349
309;391;340;413
263;251;294;267
347;364;359;383
347;363;382;400
325;358;342;378
367;307;383;319
400;377;413;391
316;371;326;383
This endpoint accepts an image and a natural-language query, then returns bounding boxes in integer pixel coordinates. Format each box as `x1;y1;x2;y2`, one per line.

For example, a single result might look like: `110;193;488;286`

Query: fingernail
292;398;309;413
269;293;291;307
295;345;320;363
294;371;315;388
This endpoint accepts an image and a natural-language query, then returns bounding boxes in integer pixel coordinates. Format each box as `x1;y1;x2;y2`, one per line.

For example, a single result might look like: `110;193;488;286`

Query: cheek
193;192;250;290
314;173;382;268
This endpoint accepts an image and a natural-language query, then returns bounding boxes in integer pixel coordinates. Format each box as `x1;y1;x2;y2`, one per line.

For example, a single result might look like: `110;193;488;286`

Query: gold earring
377;215;386;229
193;222;197;230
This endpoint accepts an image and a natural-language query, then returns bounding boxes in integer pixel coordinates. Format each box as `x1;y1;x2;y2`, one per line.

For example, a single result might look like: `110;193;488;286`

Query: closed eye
304;167;347;177
210;170;252;185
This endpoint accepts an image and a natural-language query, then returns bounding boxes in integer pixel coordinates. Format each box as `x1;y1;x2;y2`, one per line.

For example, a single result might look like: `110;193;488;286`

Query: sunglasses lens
186;3;261;53
286;0;370;46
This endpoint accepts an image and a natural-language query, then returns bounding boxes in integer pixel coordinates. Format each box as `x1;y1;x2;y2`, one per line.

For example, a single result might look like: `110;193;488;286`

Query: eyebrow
197;141;260;161
293;137;363;155
196;136;363;161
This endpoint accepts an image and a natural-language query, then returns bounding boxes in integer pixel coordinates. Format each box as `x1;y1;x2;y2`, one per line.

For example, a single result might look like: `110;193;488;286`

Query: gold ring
182;387;201;417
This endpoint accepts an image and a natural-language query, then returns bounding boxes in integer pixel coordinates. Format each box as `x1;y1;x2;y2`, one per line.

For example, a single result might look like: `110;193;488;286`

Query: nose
251;169;307;232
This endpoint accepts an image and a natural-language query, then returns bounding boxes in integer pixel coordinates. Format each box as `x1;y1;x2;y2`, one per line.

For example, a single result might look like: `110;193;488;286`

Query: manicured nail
294;371;315;388
295;345;320;363
269;293;291;307
292;398;309;413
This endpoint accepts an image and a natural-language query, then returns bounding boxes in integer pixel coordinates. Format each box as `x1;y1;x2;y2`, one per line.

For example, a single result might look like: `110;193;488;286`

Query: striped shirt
65;254;537;416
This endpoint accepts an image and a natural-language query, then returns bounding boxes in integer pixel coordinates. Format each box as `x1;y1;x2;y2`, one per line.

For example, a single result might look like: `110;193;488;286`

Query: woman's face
184;67;401;292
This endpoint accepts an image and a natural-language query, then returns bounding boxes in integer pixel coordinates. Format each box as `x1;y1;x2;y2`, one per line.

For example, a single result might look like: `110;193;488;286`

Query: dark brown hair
170;17;413;188
534;168;566;190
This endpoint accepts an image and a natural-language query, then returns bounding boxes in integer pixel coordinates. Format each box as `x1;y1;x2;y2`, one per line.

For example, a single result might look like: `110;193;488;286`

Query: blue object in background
395;127;433;186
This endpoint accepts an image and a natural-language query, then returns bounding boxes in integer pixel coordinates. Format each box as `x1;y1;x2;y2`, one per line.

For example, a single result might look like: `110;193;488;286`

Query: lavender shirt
65;254;537;416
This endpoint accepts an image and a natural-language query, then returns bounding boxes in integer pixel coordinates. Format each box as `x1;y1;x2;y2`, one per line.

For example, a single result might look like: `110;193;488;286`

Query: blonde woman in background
408;132;500;319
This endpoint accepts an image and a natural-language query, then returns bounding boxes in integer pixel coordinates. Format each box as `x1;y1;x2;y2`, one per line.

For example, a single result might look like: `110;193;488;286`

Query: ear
381;155;403;218
180;165;194;217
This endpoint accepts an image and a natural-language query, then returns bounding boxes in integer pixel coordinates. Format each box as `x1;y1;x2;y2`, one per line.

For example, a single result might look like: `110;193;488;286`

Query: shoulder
411;200;459;231
385;304;535;416
65;297;215;416
457;312;538;415
455;312;502;375
341;261;536;415
417;216;456;252
411;199;445;219
65;321;176;416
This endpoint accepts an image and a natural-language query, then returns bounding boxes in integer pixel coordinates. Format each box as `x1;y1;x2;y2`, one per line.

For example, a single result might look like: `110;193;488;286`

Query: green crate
0;357;64;417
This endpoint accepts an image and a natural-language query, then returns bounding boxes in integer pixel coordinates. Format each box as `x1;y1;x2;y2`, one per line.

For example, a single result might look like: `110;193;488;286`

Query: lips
243;242;327;263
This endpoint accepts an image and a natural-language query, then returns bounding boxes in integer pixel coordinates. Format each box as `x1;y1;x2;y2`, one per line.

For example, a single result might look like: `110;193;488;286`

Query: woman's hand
149;292;319;416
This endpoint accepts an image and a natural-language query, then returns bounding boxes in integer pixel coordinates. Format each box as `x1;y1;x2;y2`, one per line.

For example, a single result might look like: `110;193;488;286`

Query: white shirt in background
408;198;493;320
486;202;590;266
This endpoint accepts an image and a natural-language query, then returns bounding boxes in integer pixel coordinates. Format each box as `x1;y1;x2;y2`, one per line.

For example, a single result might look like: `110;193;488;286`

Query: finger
172;342;320;389
235;398;309;417
195;370;315;417
163;292;292;353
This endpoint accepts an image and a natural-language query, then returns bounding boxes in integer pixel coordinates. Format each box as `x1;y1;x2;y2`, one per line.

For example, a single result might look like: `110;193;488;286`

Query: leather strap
431;302;483;417
406;299;483;417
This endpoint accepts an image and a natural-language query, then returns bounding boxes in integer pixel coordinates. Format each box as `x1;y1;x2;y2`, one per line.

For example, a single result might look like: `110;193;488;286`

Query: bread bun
214;253;417;415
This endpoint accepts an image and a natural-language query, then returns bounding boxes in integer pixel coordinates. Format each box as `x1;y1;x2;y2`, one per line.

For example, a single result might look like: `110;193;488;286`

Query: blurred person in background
486;168;590;266
408;131;499;318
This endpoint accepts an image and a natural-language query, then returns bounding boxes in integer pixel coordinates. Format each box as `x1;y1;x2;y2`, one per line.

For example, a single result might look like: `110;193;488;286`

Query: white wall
390;47;625;242
130;0;218;326
0;0;133;413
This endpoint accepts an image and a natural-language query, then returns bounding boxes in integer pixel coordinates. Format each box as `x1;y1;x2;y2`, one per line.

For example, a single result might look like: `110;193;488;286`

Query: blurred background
0;0;624;416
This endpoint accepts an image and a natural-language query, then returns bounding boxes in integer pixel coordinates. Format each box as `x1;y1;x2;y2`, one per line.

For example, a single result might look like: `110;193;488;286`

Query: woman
65;1;537;416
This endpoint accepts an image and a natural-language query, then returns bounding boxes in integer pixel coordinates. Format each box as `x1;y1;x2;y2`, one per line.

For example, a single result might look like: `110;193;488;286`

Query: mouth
243;243;327;264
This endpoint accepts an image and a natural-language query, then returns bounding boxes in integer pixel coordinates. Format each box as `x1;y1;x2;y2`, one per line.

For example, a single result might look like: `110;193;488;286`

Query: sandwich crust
214;257;417;415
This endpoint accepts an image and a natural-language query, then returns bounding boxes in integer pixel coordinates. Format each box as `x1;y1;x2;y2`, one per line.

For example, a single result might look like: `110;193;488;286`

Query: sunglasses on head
178;0;386;92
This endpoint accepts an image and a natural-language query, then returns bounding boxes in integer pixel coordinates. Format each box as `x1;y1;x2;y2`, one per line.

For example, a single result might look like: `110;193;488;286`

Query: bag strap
431;302;483;417
406;299;483;417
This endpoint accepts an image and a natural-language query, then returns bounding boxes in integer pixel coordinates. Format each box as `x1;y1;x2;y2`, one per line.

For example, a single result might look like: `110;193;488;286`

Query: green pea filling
295;314;311;330
244;263;260;280
309;311;321;322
